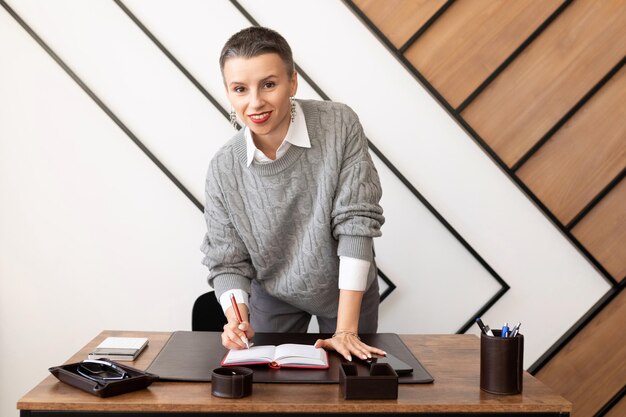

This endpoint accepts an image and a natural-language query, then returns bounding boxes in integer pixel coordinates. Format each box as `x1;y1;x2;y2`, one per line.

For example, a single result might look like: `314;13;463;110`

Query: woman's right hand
221;304;255;350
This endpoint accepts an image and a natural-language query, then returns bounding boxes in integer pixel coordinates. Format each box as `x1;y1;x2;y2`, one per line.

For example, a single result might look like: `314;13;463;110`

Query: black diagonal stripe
113;0;233;124
529;280;624;374
567;166;626;231
595;383;626;417
0;0;203;212
456;0;573;113
399;0;456;54
377;270;396;303
512;56;626;173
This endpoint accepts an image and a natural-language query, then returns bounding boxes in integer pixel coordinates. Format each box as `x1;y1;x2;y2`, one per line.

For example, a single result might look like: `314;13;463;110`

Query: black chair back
192;291;228;331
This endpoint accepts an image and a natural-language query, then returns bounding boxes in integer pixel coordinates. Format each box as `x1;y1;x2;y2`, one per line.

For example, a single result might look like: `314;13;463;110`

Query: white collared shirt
219;100;371;314
245;101;310;166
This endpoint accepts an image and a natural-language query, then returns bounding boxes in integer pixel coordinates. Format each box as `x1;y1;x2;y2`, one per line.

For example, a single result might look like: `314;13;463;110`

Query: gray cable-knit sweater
201;99;384;317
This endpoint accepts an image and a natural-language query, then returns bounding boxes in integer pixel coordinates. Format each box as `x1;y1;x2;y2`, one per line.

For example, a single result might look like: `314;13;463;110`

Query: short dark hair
219;26;295;79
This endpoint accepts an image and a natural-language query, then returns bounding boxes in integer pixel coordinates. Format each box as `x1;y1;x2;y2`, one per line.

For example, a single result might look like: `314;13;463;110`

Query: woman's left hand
314;332;386;361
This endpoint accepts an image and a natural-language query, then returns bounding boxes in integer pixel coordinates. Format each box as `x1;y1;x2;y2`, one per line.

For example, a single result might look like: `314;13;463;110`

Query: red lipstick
248;111;272;124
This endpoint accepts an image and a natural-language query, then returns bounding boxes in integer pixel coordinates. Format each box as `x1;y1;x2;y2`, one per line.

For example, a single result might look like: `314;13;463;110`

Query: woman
201;26;385;361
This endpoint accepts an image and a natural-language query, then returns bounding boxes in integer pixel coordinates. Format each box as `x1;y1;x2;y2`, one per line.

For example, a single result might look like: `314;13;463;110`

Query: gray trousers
249;279;380;333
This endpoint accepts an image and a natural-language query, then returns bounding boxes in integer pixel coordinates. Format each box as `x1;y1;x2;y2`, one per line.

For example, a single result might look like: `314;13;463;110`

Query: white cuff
338;256;370;291
219;289;249;315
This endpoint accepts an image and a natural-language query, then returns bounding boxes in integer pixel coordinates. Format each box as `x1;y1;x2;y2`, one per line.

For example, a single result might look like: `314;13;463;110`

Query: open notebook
221;343;329;369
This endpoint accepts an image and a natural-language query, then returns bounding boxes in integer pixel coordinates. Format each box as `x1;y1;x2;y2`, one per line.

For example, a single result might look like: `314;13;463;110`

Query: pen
510;322;521;337
501;322;509;338
475;317;494;336
230;294;250;349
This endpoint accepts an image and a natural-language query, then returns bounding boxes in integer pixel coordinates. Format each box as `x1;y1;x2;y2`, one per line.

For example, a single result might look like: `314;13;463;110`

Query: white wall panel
238;0;610;365
373;153;502;333
0;5;206;415
6;0;233;202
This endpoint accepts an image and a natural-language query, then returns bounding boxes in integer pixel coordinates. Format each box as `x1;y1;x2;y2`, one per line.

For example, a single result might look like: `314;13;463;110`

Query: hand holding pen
221;294;255;350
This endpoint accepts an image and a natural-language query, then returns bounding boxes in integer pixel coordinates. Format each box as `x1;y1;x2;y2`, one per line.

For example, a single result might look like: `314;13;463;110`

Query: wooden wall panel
572;178;626;281
517;66;626;225
352;0;445;49
461;0;626;167
536;289;626;417
404;0;561;108
352;1;625;414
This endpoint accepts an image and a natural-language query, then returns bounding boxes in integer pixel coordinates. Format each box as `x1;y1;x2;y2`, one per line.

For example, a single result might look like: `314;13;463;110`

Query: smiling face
223;53;298;146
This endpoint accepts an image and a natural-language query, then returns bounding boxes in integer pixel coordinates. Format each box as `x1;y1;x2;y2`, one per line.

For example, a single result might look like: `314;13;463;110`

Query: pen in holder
480;330;524;395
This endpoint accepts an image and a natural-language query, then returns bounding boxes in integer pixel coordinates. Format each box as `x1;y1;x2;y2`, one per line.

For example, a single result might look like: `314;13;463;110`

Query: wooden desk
18;330;571;416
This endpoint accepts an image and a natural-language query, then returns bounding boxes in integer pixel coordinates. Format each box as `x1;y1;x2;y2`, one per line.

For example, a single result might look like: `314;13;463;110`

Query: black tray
339;362;398;400
49;360;159;397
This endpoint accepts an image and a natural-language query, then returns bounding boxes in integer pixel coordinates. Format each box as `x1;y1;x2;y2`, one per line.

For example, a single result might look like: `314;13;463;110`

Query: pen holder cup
480;330;524;395
211;367;253;398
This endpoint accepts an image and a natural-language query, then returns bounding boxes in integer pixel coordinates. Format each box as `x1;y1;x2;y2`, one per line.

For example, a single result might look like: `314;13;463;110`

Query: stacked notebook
88;337;149;361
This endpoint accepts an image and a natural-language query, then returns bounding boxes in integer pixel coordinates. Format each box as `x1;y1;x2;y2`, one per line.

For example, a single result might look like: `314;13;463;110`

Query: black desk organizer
49;361;159;397
339;362;398;399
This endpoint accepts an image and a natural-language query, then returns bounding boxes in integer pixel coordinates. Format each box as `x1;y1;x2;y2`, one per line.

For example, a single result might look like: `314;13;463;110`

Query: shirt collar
245;100;310;167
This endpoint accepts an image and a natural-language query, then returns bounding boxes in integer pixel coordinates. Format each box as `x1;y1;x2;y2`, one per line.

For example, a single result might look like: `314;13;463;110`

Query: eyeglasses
77;360;130;382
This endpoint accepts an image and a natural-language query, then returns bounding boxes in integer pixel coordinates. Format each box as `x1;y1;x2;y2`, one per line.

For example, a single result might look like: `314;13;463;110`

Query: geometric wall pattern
237;0;606;373
0;0;619;416
1;0;508;332
347;0;625;415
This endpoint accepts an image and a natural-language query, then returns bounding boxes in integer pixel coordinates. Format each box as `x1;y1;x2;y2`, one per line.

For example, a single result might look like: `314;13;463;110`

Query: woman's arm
315;289;386;360
315;105;386;360
202;160;256;349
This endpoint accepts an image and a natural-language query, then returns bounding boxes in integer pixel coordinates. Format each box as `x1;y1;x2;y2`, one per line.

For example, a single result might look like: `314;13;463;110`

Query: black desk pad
147;331;433;384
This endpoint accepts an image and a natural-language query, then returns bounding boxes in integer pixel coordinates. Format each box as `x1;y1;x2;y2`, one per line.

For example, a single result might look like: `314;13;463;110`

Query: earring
229;107;238;129
290;96;296;123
